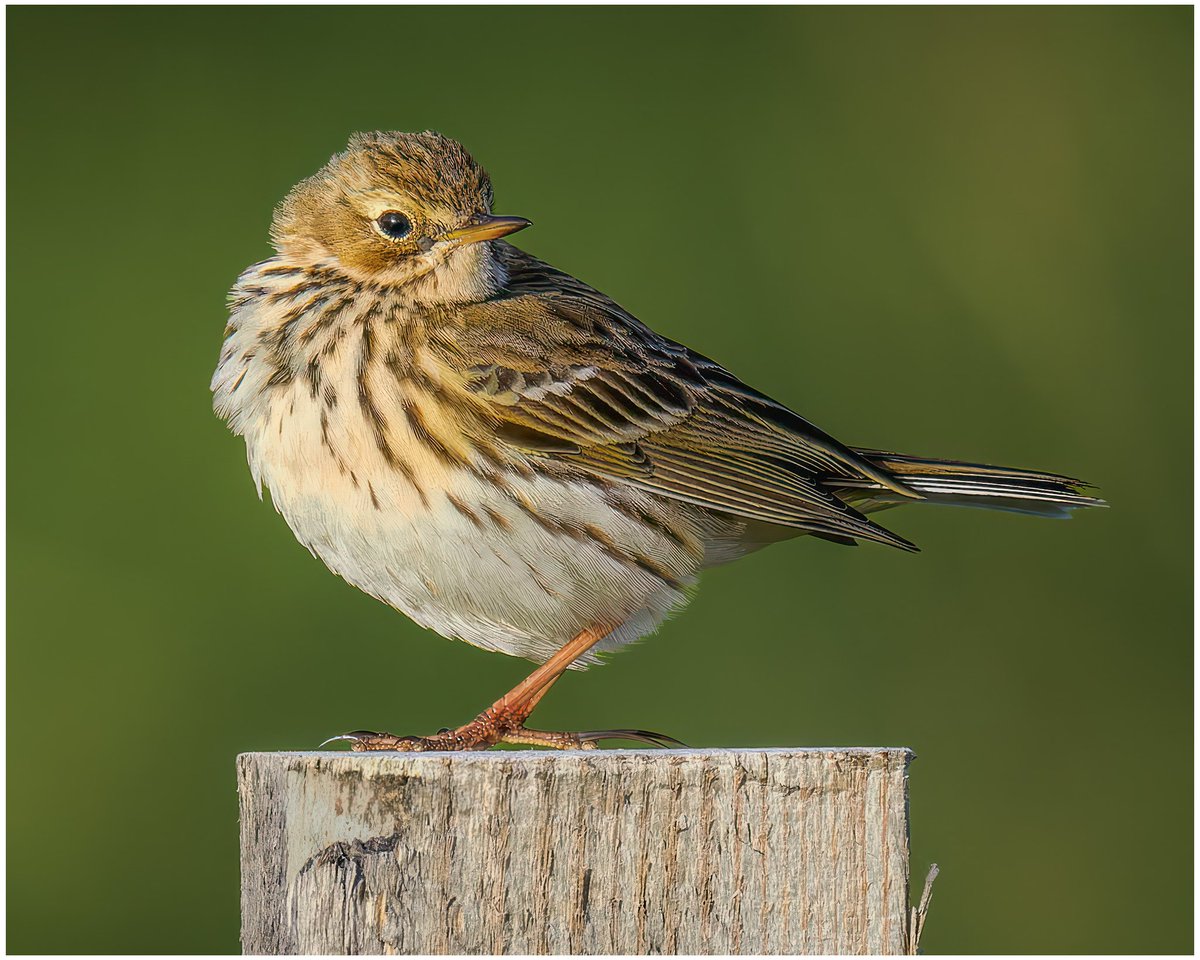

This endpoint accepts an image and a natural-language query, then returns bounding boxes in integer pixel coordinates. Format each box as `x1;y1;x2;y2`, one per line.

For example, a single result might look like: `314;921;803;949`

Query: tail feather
834;448;1106;520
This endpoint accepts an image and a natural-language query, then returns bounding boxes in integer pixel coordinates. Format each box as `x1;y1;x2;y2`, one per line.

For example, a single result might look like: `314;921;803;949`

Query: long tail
833;448;1106;520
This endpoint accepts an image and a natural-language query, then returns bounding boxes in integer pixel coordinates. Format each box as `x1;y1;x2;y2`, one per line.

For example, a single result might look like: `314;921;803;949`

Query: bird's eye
376;211;412;240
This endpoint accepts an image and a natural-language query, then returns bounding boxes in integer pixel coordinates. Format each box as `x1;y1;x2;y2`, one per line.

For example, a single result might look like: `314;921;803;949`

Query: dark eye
376;211;412;240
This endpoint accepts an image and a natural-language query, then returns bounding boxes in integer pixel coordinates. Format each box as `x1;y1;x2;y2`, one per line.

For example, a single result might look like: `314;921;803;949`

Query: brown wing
436;245;921;550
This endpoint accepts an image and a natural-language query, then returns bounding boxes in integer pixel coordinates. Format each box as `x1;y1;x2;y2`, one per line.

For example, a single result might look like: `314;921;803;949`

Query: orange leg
332;627;683;752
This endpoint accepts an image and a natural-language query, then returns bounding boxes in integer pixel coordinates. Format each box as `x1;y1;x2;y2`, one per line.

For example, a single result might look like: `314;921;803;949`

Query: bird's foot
498;726;686;750
324;710;686;753
321;627;686;753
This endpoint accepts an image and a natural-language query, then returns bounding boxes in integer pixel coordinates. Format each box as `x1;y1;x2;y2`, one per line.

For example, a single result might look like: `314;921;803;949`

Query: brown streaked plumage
211;131;1103;752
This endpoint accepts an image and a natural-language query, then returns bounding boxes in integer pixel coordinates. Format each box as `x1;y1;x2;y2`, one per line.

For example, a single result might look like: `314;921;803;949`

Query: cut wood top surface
243;746;913;761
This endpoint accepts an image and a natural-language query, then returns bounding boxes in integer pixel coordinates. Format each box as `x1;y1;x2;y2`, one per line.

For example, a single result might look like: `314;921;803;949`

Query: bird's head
270;131;529;302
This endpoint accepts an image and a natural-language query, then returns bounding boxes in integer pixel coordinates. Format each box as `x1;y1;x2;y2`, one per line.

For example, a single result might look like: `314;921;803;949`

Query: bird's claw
319;730;447;752
576;728;688;749
321;725;686;752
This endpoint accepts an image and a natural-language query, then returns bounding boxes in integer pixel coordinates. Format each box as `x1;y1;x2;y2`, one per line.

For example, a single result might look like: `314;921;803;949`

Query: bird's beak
443;215;532;246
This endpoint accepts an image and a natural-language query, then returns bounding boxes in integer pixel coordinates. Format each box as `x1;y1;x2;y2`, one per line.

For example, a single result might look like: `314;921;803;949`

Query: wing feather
434;244;919;551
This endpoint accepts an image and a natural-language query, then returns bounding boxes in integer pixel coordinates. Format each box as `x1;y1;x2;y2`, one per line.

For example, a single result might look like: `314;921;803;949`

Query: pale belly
244;382;703;665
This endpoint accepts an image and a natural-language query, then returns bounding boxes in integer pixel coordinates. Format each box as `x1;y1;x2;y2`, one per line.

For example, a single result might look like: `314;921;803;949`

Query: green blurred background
7;6;1191;954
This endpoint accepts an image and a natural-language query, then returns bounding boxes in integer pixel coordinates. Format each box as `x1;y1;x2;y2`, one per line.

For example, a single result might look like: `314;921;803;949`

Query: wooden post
239;748;916;955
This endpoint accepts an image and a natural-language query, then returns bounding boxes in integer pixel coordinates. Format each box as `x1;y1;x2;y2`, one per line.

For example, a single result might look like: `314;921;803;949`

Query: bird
211;130;1103;752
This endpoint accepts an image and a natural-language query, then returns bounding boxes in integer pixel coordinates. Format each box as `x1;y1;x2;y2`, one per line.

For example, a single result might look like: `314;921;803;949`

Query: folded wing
437;245;923;551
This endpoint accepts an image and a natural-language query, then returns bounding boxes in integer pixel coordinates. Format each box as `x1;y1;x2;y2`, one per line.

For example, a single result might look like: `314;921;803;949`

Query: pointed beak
442;215;532;246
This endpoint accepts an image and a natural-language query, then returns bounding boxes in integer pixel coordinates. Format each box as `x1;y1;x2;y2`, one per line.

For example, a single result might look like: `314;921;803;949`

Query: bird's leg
338;627;605;751
334;627;684;752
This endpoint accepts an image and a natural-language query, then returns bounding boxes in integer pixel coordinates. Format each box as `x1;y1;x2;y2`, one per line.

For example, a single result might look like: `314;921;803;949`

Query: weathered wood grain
239;748;913;955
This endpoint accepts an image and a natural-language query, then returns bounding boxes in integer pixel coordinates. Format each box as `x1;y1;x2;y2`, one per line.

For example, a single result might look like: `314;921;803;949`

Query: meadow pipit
212;131;1103;751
